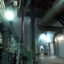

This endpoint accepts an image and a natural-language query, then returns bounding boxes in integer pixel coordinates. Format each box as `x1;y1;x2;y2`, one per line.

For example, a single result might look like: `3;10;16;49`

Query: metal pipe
38;0;64;29
0;0;5;19
18;0;21;8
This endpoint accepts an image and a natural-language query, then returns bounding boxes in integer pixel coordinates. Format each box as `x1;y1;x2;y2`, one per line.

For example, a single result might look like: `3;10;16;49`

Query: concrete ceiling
20;0;55;16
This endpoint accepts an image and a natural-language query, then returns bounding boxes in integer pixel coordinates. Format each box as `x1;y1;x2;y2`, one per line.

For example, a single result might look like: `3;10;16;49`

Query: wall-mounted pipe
0;0;5;19
37;0;64;29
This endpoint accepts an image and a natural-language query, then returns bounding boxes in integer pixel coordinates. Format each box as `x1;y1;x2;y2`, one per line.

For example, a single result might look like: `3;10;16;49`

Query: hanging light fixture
4;10;14;21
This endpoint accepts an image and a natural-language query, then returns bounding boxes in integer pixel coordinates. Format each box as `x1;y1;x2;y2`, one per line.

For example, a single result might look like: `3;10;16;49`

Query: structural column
31;16;35;64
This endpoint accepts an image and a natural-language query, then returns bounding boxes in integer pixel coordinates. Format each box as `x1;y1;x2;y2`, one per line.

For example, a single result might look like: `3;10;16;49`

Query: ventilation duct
37;0;64;30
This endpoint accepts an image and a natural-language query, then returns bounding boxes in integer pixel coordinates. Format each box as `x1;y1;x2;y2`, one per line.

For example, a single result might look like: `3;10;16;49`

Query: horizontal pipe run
39;26;63;31
38;0;64;29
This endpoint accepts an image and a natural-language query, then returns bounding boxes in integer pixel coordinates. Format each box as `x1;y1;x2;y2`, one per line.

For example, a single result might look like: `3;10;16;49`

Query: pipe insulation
38;0;64;28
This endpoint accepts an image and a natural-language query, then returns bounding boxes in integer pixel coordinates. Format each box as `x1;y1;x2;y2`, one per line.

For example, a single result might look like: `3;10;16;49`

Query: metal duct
38;0;64;29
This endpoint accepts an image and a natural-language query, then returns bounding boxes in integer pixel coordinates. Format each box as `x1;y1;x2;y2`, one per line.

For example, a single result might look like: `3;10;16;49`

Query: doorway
40;45;44;55
48;43;54;56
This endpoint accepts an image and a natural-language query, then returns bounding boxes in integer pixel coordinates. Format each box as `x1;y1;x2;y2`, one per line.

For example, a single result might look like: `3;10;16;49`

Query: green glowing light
5;10;14;21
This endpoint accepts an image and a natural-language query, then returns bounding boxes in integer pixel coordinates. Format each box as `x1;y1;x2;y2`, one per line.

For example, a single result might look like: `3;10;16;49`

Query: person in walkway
12;54;16;64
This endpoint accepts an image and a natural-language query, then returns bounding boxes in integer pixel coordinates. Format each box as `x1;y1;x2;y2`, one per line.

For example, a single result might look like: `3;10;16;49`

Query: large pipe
0;0;5;20
38;0;64;29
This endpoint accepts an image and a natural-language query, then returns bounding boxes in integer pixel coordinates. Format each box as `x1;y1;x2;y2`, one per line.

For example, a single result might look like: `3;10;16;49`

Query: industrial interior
0;0;64;64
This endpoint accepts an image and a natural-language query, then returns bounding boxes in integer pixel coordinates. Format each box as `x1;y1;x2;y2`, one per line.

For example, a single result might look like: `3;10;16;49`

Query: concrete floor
36;55;64;64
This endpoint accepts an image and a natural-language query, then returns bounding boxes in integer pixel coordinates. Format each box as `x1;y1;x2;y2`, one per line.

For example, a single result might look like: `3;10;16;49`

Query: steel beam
39;26;63;32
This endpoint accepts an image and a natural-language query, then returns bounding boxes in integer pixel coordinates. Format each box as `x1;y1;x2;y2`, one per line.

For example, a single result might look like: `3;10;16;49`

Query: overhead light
39;34;46;40
40;46;44;49
5;10;14;21
39;33;51;43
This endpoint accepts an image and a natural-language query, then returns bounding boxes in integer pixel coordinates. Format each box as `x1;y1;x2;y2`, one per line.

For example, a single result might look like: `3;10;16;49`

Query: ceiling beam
38;26;64;31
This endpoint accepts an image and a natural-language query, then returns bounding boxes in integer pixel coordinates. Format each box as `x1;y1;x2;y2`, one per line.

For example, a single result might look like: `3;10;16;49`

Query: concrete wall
23;17;31;51
35;18;55;54
57;40;64;57
13;17;22;37
12;17;31;51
